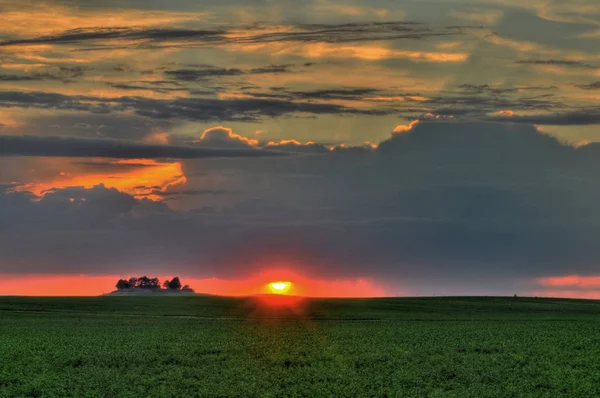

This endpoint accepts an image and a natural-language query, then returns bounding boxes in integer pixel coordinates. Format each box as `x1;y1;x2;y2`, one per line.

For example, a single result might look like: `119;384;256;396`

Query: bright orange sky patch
13;159;186;200
0;270;388;297
536;275;600;289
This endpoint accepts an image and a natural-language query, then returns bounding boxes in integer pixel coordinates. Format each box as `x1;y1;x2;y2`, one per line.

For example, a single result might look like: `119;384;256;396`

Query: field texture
1;296;600;397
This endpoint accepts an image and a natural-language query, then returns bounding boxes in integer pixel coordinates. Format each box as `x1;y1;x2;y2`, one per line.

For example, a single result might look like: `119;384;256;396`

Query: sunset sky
1;0;600;297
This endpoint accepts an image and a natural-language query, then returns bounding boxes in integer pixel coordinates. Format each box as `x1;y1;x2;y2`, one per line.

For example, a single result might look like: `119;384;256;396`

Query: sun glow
268;281;292;294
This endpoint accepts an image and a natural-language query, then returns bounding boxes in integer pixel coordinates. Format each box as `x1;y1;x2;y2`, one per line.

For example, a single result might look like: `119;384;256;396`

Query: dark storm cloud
4;122;600;290
516;59;597;69
164;65;293;82
0;74;53;82
71;160;165;170
0;67;86;83
0;22;466;50
256;84;559;104
150;189;241;197
0;27;223;47
0;90;380;121
106;83;189;94
270;88;380;100
575;82;600;90
417;92;562;120
456;84;558;95
234;84;567;122
484;109;600;125
0;135;282;159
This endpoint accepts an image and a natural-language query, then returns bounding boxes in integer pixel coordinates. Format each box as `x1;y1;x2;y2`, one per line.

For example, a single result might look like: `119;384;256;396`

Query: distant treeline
115;276;194;292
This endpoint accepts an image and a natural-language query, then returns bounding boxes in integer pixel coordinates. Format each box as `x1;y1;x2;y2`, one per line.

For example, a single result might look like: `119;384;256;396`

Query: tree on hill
136;276;161;289
163;277;182;290
115;276;193;292
115;276;160;290
116;279;131;290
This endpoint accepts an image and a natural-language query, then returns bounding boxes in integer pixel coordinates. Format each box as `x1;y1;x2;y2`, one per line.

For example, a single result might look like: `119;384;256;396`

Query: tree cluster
115;276;194;292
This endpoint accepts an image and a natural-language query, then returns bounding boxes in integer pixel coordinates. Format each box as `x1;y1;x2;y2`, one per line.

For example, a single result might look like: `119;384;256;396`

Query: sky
1;0;600;297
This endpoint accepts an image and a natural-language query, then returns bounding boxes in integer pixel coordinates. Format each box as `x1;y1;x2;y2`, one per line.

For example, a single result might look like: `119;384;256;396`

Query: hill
103;288;201;296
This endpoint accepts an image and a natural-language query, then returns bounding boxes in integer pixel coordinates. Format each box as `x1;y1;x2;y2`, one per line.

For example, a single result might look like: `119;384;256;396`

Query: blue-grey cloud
3;121;600;295
0;135;282;159
0;90;387;121
516;59;597;69
164;64;294;82
484;110;600;125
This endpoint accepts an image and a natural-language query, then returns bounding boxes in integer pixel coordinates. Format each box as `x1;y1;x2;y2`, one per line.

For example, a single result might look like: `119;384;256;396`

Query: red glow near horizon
536;275;600;289
533;275;600;300
0;270;388;297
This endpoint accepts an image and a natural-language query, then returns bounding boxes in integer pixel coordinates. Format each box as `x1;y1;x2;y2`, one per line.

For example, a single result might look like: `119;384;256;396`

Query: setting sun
268;281;292;294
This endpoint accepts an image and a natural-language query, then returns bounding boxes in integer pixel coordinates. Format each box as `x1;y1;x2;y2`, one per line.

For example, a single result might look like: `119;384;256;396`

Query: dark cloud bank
2;121;600;295
0;135;281;159
0;22;466;49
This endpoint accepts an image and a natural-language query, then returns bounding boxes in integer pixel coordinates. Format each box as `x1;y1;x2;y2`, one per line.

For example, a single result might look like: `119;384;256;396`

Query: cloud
195;126;259;148
0;2;209;37
0;135;280;159
534;274;600;298
265;140;331;153
393;120;420;133
0;22;466;49
537;275;600;289
484;110;600;125
151;189;241;198
268;88;380;101
4;121;600;297
516;59;597;69
0;90;377;121
456;84;557;95
12;159;187;200
164;64;294;82
0;66;87;82
575;82;600;90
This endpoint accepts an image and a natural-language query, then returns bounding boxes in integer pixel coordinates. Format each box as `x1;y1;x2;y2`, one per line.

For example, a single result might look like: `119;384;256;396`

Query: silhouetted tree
114;276;193;292
116;279;130;290
150;277;160;289
134;276;161;289
128;277;138;288
163;277;182;290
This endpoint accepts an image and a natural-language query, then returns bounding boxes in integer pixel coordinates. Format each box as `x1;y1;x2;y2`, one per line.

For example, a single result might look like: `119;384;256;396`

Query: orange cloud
495;110;515;117
13;159;186;201
266;139;315;147
392;120;419;134
436;41;465;49
536;275;600;289
0;2;208;37
364;96;406;102
229;41;468;63
196;126;259;147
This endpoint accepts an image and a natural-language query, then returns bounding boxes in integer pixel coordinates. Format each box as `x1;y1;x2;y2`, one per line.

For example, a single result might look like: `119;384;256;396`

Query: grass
1;296;600;397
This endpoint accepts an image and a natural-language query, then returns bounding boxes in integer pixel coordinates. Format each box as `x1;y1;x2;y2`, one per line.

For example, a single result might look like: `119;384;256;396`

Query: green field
1;296;600;397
